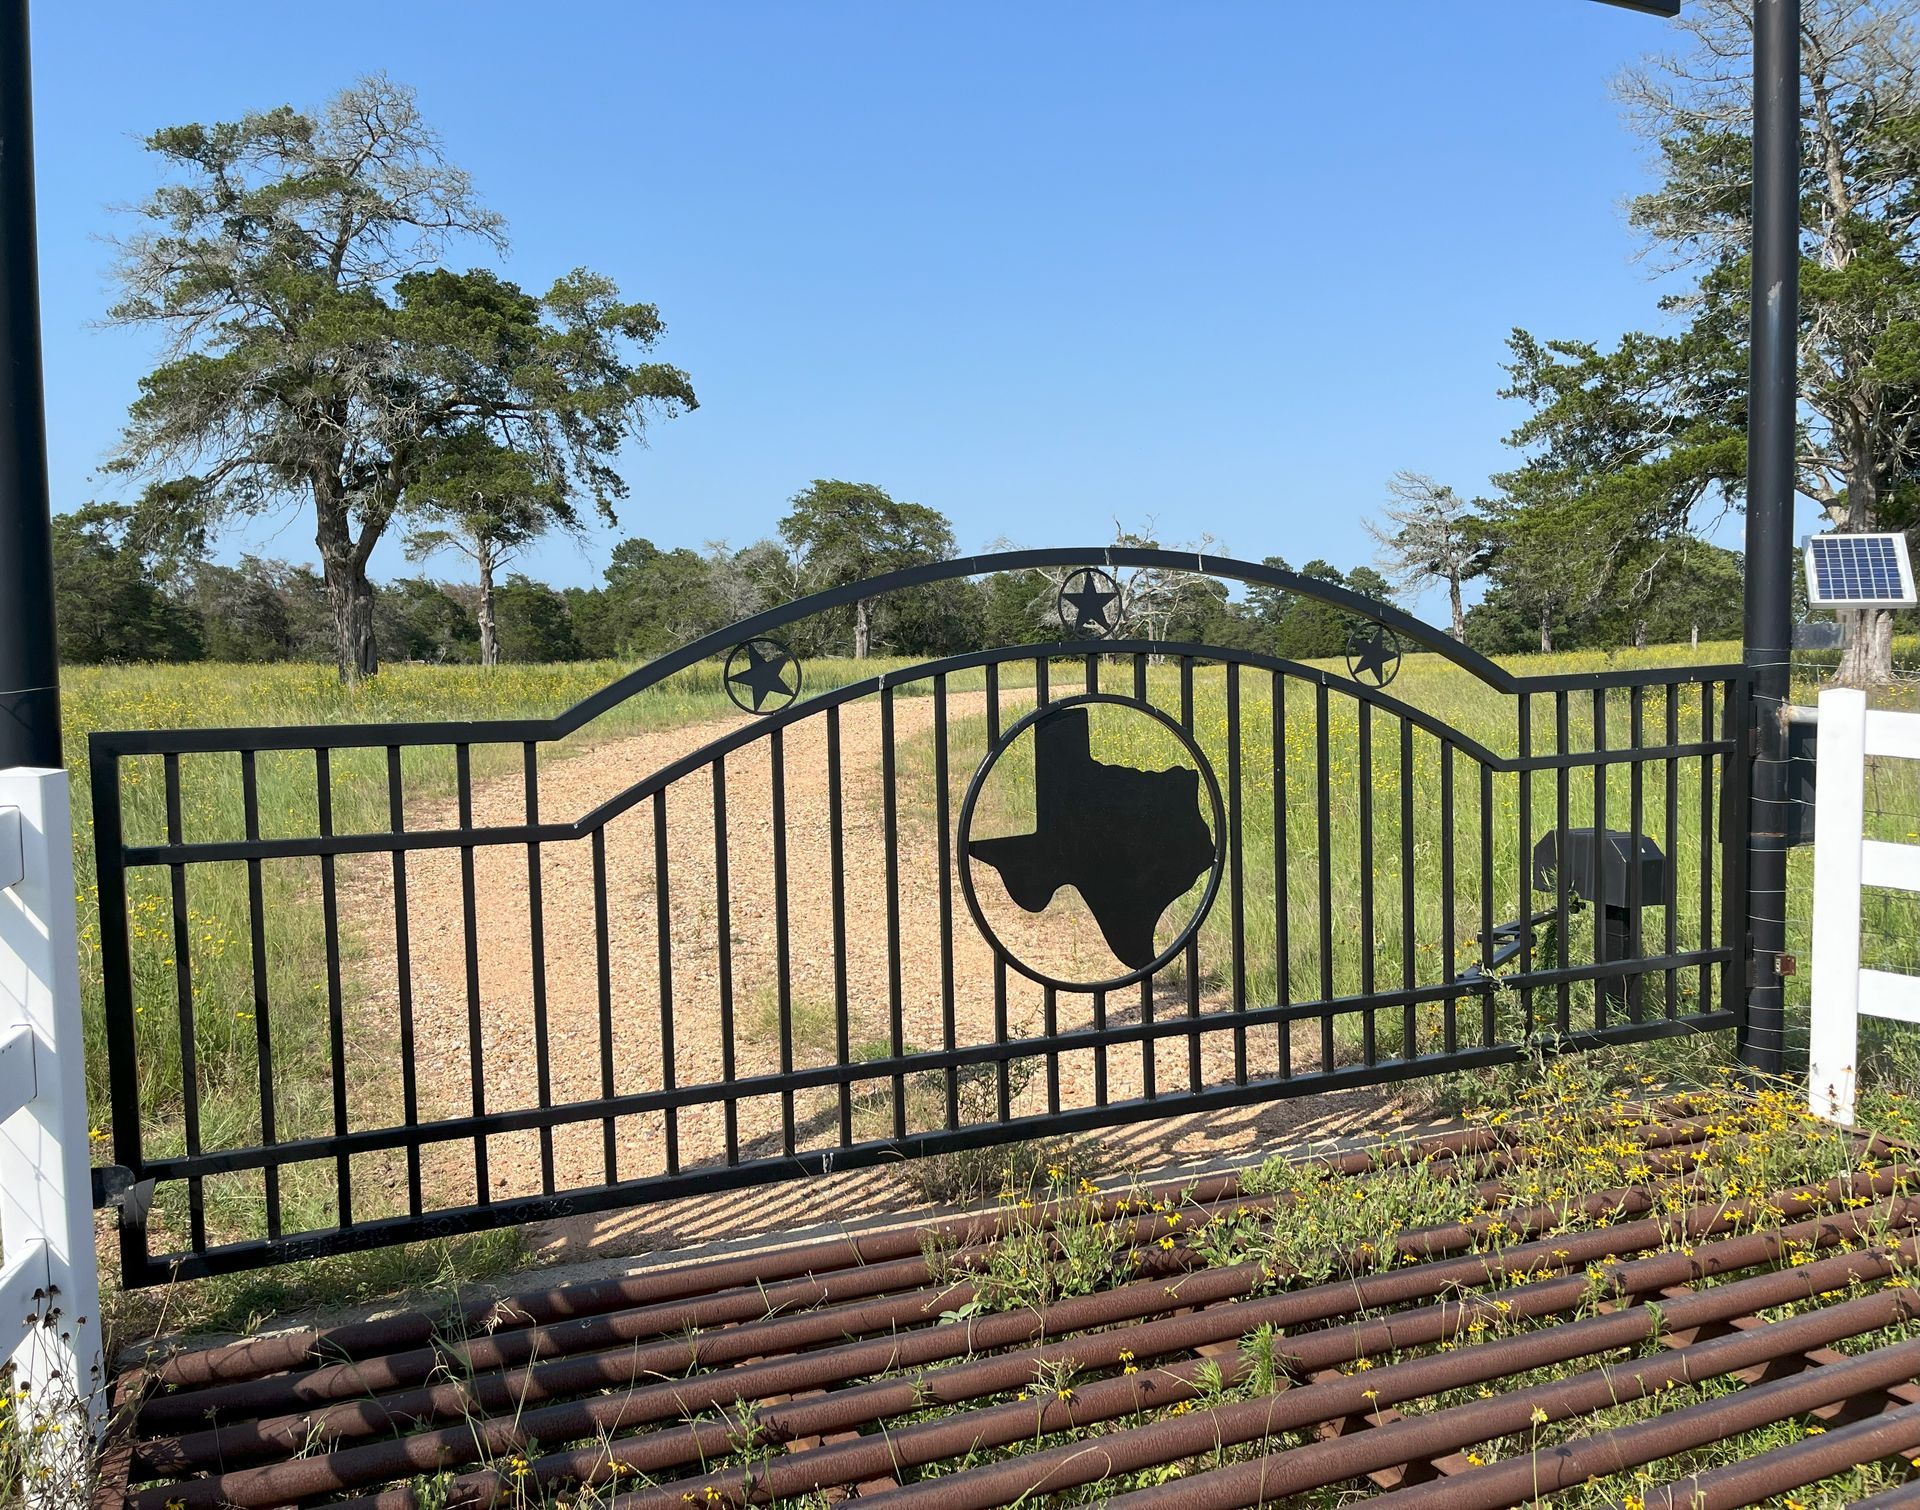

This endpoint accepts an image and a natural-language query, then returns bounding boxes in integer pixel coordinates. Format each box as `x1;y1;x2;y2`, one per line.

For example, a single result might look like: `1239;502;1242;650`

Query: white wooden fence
1808;689;1920;1124
0;767;104;1440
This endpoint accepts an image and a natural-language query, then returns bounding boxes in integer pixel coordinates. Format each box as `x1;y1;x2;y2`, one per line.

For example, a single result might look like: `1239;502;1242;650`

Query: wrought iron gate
89;549;1750;1284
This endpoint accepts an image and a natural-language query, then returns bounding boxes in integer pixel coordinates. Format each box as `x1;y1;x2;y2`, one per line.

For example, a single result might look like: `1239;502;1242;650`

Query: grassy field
58;642;1920;1333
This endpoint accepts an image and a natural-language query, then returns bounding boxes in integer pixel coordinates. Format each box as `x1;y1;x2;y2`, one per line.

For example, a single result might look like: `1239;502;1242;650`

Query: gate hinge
91;1165;156;1229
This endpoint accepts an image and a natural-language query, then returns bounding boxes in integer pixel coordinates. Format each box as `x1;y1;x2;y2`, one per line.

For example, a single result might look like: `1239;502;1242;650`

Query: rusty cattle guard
100;1100;1920;1509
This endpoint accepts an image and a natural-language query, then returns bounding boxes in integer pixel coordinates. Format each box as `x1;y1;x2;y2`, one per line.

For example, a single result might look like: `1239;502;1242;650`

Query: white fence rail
1808;689;1920;1124
0;767;104;1441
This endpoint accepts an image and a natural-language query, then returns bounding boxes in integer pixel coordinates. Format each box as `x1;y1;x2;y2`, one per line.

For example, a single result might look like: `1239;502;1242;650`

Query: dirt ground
338;689;1413;1263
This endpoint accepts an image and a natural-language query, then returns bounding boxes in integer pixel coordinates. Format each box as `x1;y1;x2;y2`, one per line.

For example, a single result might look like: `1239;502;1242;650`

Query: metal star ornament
1344;624;1402;689
1057;567;1122;637
724;638;801;714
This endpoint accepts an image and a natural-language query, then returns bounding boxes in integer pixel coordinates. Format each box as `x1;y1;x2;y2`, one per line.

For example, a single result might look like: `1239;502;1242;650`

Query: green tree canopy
50;504;202;664
778;480;956;657
107;75;695;682
406;432;572;666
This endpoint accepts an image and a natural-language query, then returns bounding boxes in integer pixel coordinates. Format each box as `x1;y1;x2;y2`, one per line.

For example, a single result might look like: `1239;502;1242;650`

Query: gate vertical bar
1479;762;1496;1047
386;747;422;1214
1440;740;1457;1056
1664;684;1680;1018
1273;672;1292;1077
826;710;852;1146
987;664;1012;1116
591;828;617;1179
935;674;958;1127
711;759;739;1161
1628;685;1645;1024
455;744;488;1205
316;750;352;1224
1399;718;1416;1060
1592;689;1609;1030
1227;662;1248;1084
1084;654;1107;1104
523;744;555;1191
1700;680;1718;1016
91;746;146;1284
163;754;206;1251
1133;655;1155;1099
1741;0;1801;1077
654;791;681;1173
1555;693;1572;1034
1180;657;1201;1090
1314;682;1335;1073
771;730;797;1152
1518;697;1535;1037
239;751;281;1237
879;694;905;1140
1357;701;1376;1067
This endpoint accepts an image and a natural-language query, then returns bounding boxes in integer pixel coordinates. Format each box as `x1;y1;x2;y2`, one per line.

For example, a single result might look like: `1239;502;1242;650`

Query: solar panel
1803;532;1916;607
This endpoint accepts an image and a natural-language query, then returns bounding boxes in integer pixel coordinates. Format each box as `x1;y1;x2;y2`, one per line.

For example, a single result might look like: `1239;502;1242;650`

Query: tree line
55;483;1425;667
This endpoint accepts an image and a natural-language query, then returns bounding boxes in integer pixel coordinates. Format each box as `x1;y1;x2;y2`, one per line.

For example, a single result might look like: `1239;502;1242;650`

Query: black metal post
1740;0;1800;1077
0;0;60;768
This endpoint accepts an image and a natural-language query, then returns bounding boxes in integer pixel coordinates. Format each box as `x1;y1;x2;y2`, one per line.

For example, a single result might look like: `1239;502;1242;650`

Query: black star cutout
1345;625;1401;688
1059;568;1120;636
725;638;800;713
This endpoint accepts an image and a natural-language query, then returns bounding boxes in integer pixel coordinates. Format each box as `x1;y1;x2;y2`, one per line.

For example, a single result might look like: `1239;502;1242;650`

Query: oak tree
108;76;695;681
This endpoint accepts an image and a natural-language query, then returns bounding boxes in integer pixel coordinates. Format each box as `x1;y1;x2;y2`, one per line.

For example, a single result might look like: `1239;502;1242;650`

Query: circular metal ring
1056;566;1124;638
724;636;802;714
955;692;1226;993
1344;623;1403;688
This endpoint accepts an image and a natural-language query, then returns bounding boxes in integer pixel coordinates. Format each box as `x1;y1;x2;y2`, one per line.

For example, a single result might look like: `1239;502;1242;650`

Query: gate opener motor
1459;829;1669;1012
1528;828;1669;1009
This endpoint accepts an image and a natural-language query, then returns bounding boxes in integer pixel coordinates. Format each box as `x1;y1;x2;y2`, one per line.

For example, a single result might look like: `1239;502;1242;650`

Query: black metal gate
90;550;1750;1284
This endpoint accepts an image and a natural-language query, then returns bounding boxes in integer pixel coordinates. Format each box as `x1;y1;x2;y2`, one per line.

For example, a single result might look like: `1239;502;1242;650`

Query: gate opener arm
1460;907;1561;983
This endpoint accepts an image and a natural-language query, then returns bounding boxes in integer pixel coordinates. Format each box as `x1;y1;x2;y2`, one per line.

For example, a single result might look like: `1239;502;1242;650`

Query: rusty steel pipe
1642;1398;1920;1510
131;1167;1907;1510
843;1223;1920;1510
1370;1330;1920;1510
136;1179;1338;1432
393;1191;1919;1510
621;1222;1920;1510
128;1163;1720;1497
131;1184;1328;1468
326;1177;1809;1510
144;1132;1515;1388
135;1243;985;1431
152;1113;1710;1390
1101;1294;1920;1509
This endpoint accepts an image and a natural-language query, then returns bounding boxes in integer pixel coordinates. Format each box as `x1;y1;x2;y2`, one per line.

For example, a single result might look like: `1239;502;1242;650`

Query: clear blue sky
30;0;1721;622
